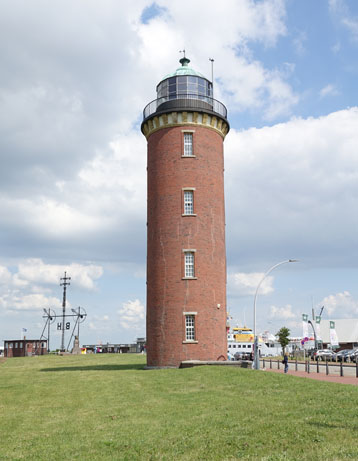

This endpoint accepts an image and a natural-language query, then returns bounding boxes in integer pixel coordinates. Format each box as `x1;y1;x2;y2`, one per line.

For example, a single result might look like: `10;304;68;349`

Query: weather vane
179;49;186;58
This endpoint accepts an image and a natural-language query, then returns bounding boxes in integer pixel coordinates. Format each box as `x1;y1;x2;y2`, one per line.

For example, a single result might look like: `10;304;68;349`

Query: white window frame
182;131;194;157
183;250;196;279
182;188;196;216
183;312;198;343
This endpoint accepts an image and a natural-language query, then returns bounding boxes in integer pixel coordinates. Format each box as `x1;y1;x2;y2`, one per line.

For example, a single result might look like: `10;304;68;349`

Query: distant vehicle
336;349;351;362
314;349;336;361
346;348;358;363
234;351;252;361
307;349;316;360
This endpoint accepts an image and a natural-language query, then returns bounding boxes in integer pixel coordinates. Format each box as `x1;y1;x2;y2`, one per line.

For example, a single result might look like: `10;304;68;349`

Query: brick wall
146;123;227;367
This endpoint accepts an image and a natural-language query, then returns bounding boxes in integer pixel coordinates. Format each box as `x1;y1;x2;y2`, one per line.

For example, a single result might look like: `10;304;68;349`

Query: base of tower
180;360;252;369
143;365;178;370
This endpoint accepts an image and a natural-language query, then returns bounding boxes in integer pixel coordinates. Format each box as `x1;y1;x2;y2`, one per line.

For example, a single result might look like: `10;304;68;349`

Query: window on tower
183;190;194;215
185;314;196;341
156;76;212;99
184;251;195;278
183;132;193;156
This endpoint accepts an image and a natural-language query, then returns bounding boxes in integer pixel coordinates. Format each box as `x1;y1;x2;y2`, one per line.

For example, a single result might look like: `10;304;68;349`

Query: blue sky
1;0;358;348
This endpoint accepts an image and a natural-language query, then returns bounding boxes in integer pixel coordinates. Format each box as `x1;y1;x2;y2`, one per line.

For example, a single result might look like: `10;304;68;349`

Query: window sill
182;277;197;280
182;213;197;217
182;340;198;344
181;155;196;158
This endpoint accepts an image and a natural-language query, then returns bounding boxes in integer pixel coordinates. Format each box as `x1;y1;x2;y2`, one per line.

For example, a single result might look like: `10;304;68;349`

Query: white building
319;319;358;348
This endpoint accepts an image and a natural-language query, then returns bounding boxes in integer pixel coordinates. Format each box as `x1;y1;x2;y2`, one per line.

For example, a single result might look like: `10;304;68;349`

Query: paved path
263;366;358;386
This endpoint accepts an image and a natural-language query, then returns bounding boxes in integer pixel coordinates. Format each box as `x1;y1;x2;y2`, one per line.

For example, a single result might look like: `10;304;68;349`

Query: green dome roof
159;57;206;82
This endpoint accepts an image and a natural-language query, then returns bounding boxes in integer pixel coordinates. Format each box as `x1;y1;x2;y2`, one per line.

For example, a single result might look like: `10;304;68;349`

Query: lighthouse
141;56;230;368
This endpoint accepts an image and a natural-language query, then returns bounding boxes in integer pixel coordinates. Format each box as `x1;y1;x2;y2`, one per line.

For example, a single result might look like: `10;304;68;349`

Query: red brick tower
141;57;230;367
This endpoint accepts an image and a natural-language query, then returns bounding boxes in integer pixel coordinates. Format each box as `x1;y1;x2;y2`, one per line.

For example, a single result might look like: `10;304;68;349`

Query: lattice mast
60;271;71;351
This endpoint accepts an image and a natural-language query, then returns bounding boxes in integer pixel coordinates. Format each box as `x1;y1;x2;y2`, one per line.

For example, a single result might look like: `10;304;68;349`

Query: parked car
314;349;336;361
336;349;351;362
346;348;358;362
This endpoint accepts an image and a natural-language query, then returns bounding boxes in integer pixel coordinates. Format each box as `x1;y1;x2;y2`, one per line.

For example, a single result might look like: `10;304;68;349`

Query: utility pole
60;271;71;351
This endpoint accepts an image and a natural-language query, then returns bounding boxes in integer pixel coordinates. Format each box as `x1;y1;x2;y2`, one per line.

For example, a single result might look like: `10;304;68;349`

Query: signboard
56;322;71;331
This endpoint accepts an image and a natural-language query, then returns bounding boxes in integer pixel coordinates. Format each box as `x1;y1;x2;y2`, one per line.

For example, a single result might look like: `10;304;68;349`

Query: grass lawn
1;354;358;460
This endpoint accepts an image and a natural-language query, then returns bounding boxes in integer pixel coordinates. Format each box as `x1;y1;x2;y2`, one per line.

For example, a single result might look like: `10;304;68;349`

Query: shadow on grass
308;421;358;430
40;363;145;372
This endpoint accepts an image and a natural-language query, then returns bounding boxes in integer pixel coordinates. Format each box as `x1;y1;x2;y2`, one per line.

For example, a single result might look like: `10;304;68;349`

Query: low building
83;338;146;354
320;319;358;349
4;339;48;357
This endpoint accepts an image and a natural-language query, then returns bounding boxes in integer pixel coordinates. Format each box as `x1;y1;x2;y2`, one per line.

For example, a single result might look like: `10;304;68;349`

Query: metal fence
260;358;358;378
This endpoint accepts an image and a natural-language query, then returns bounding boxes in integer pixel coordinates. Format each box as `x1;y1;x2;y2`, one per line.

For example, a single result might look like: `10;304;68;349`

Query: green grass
1;354;358;460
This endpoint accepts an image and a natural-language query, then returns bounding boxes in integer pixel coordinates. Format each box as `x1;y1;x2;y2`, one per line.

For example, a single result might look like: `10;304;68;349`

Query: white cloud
267;304;300;332
0;259;103;315
77;132;147;220
293;30;307;56
225;107;358;267
229;272;274;296
0;266;12;284
269;303;296;320
87;315;111;332
320;291;358;317
329;0;358;42
328;0;343;13
0;293;62;312
118;299;145;331
319;84;339;98
342;18;358;42
16;259;103;291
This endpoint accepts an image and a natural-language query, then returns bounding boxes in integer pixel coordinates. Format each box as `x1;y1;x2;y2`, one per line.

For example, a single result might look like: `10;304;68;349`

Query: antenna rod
209;58;214;98
60;271;71;351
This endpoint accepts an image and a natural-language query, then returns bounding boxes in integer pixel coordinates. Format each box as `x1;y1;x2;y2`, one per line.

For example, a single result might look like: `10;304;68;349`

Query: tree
276;327;290;356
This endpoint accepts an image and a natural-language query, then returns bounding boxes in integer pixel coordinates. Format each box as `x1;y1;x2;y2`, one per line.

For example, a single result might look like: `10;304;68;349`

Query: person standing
283;353;289;373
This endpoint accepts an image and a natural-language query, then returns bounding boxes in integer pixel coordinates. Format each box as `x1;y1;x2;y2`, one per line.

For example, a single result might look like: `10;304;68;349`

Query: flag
22;328;27;332
315;316;321;341
329;321;339;346
302;314;308;338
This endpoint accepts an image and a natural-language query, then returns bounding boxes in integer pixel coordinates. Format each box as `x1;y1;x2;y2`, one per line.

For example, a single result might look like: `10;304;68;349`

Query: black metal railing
261;358;358;378
143;93;228;120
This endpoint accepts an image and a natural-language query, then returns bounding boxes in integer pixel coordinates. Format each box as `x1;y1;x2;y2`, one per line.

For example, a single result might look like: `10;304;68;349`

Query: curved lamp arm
253;259;298;370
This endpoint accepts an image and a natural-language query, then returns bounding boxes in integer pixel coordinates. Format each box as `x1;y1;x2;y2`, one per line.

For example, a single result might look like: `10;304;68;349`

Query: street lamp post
253;259;298;370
